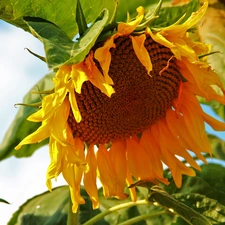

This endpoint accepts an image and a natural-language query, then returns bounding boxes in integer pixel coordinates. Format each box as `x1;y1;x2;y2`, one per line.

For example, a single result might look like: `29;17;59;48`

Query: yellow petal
15;121;49;150
126;137;156;182
71;63;88;94
46;138;64;191
118;6;144;35
202;111;225;131
130;34;152;75
62;162;85;213
97;144;127;199
140;131;169;184
50;98;71;146
68;87;82;123
109;141;128;197
83;144;99;209
94;34;118;85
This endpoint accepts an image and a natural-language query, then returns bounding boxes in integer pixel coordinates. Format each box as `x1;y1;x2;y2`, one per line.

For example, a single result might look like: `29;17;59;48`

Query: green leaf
198;2;225;120
115;0;166;22
8;186;110;225
208;134;225;160
0;0;116;39
8;186;70;225
76;0;88;36
24;9;109;69
0;198;10;204
0;72;54;161
174;193;225;224
164;163;225;224
152;0;200;28
148;185;211;225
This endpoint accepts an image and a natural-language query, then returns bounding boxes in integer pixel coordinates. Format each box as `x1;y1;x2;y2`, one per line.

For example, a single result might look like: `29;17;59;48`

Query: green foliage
148;186;211;225
164;163;225;224
0;73;54;161
152;0;200;28
8;186;70;225
7;164;225;225
0;0;116;39
24;9;109;69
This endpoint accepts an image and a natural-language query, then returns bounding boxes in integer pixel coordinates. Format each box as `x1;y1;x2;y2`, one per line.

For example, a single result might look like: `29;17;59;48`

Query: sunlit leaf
148;185;211;225
164;163;225;224
24;9;109;69
0;0;116;39
174;193;225;224
0;73;54;161
152;0;200;28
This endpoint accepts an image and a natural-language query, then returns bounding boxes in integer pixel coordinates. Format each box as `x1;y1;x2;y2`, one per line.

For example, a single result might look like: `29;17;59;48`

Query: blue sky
0;19;225;224
0;21;67;225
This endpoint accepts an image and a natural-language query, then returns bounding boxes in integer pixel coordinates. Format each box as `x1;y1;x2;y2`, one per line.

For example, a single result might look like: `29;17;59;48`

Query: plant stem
67;198;79;225
117;210;167;225
83;199;148;225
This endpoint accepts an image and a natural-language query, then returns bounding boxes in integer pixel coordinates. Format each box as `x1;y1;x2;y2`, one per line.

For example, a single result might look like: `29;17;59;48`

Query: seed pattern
68;36;182;144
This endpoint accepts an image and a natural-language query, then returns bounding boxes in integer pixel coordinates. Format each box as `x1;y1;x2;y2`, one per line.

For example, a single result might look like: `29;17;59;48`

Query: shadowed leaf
0;73;54;161
24;9;109;69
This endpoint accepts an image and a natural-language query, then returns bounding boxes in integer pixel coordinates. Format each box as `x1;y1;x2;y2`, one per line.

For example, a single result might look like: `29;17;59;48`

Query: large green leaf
198;1;225;120
9;163;225;225
163;163;225;224
0;73;54;161
24;9;109;69
8;186;70;225
148;186;211;225
8;185;172;225
0;0;116;39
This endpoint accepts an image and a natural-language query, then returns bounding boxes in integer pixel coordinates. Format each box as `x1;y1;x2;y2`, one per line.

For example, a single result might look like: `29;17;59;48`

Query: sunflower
15;2;225;212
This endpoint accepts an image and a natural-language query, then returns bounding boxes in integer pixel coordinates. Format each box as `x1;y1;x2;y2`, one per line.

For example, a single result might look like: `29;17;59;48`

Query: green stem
117;210;167;225
67;198;79;225
83;200;148;225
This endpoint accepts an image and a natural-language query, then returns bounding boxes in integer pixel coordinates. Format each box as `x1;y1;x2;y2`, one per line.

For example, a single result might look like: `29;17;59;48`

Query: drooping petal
94;33;119;84
118;6;144;35
109;141;128;197
140;131;169;184
202;112;225;131
50;98;71;146
62;163;85;213
15;120;50;150
46;138;64;191
71;63;88;94
126;137;157;182
97;144;127;199
130;34;152;75
83;144;99;209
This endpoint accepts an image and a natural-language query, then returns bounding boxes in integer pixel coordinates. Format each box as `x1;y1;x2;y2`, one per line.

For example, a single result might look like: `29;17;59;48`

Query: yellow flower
15;2;225;212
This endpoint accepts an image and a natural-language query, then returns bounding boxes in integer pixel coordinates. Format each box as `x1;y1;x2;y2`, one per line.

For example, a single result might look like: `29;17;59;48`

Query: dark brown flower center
68;36;181;144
